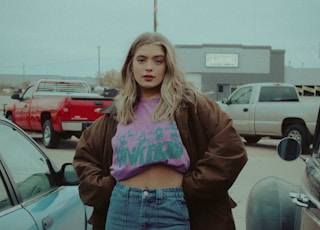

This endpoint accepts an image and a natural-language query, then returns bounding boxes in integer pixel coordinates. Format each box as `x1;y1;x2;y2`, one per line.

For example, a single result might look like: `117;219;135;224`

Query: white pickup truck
217;82;320;154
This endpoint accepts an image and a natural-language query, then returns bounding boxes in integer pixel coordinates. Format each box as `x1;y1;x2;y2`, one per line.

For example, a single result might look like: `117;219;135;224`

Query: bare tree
101;69;120;89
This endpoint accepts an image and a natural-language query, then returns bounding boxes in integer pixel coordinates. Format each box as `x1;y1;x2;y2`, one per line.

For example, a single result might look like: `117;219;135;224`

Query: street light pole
97;45;101;85
22;63;25;85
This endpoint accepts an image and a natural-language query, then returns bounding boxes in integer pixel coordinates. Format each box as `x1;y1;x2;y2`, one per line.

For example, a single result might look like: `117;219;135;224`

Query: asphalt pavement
0;95;305;230
37;137;305;230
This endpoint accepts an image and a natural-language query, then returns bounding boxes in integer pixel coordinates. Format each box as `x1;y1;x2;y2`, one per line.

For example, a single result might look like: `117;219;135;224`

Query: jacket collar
99;104;116;115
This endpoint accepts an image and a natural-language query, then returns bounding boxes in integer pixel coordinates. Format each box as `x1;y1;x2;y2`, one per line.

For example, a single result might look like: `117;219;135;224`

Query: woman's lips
143;75;155;81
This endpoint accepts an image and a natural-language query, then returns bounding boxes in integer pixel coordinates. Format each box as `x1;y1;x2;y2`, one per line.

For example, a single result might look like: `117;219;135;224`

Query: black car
246;106;320;230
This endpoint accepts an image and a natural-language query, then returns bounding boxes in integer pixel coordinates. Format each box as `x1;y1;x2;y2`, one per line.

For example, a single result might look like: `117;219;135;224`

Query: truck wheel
244;136;261;144
42;120;60;148
284;124;310;155
6;114;13;122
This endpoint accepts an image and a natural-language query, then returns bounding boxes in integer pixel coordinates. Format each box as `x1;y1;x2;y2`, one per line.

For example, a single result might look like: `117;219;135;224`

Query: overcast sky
1;0;319;77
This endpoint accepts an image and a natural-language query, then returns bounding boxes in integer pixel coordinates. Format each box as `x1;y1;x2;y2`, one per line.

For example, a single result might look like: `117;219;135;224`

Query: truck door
223;86;253;134
13;86;33;130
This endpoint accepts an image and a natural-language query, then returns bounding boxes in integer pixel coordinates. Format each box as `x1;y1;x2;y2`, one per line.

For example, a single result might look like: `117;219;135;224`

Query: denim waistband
114;182;185;200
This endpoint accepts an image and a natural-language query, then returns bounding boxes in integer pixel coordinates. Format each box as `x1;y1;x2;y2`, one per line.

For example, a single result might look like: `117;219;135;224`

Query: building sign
205;53;239;67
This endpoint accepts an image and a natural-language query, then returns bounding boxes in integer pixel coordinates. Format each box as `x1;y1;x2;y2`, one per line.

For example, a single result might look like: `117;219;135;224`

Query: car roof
240;82;296;87
0;116;12;124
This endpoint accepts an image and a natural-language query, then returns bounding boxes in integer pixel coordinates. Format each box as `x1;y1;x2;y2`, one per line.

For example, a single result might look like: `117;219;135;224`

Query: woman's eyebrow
154;55;165;58
136;54;165;58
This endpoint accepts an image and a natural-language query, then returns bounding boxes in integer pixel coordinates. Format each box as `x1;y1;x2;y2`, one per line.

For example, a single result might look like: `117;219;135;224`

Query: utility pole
97;46;101;85
154;0;157;32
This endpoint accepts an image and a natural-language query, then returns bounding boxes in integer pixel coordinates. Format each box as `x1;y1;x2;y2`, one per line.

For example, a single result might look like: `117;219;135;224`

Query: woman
73;32;247;230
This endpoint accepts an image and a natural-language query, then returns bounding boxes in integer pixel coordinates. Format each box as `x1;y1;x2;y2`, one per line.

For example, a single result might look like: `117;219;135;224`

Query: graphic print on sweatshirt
111;120;190;180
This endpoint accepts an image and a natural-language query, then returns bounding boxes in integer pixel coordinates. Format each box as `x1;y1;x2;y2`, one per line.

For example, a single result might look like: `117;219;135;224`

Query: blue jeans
106;182;190;230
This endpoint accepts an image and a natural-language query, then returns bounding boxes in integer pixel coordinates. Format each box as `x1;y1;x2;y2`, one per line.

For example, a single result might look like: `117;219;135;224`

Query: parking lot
1;95;305;230
32;136;304;230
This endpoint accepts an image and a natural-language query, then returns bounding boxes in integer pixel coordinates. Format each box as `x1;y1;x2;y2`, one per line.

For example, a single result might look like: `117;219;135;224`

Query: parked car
4;79;113;148
246;106;320;229
0;116;92;229
217;82;320;154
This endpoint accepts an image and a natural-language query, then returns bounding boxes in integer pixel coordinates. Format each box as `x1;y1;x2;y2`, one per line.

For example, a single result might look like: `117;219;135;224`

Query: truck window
259;86;299;102
230;86;252;104
21;86;34;101
37;81;90;93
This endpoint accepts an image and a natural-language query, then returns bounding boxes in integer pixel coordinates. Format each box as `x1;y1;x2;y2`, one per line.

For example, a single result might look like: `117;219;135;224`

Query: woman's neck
140;92;161;99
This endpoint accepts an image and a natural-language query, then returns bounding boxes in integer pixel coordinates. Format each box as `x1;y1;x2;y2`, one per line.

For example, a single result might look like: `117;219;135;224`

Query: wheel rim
43;125;51;145
287;130;302;143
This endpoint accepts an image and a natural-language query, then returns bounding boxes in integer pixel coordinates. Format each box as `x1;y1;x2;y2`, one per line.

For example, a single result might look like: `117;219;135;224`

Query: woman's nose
146;61;153;72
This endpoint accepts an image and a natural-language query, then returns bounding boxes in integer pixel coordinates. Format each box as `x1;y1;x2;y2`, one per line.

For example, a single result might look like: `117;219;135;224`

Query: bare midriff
120;164;184;189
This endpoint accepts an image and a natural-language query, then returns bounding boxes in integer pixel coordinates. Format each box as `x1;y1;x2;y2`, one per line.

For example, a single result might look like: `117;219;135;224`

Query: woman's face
132;44;166;98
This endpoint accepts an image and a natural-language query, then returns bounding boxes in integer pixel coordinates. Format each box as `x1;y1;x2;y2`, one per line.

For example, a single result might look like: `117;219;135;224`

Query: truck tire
244;136;261;144
284;124;310;154
246;177;299;230
6;114;13;122
42;120;60;148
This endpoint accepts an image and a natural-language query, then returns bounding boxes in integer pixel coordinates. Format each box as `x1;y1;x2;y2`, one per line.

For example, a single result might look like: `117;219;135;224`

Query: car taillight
58;106;70;117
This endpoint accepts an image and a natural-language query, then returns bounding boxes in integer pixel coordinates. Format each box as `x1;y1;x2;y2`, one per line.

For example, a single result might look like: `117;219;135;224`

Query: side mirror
59;163;79;185
11;93;20;100
222;98;228;104
277;137;301;161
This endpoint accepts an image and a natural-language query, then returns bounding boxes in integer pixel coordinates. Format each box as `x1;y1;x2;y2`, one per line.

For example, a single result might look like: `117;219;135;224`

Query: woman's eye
154;59;164;65
137;58;145;63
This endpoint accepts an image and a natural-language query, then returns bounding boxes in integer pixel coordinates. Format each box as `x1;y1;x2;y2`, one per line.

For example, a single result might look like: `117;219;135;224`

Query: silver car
246;106;320;230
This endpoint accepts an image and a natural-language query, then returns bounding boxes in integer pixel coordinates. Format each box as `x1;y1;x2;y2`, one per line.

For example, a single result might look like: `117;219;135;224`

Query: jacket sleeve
73;115;116;210
182;95;248;201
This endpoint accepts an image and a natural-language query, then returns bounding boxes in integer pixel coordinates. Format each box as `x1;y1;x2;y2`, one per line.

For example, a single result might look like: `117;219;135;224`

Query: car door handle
94;101;104;106
42;215;54;229
243;108;248;112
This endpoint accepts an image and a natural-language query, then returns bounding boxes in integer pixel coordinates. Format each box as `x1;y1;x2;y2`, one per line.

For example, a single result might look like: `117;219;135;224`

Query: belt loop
156;188;164;205
118;182;130;201
125;184;130;202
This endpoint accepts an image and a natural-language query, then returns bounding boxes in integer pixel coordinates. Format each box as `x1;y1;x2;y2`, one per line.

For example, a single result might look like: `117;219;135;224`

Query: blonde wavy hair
115;32;199;124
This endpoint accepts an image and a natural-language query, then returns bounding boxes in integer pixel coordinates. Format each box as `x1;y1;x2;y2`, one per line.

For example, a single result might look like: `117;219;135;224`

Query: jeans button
143;190;148;196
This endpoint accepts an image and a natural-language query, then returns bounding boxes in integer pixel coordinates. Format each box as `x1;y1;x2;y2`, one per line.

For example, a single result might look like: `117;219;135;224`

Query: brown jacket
73;94;248;230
